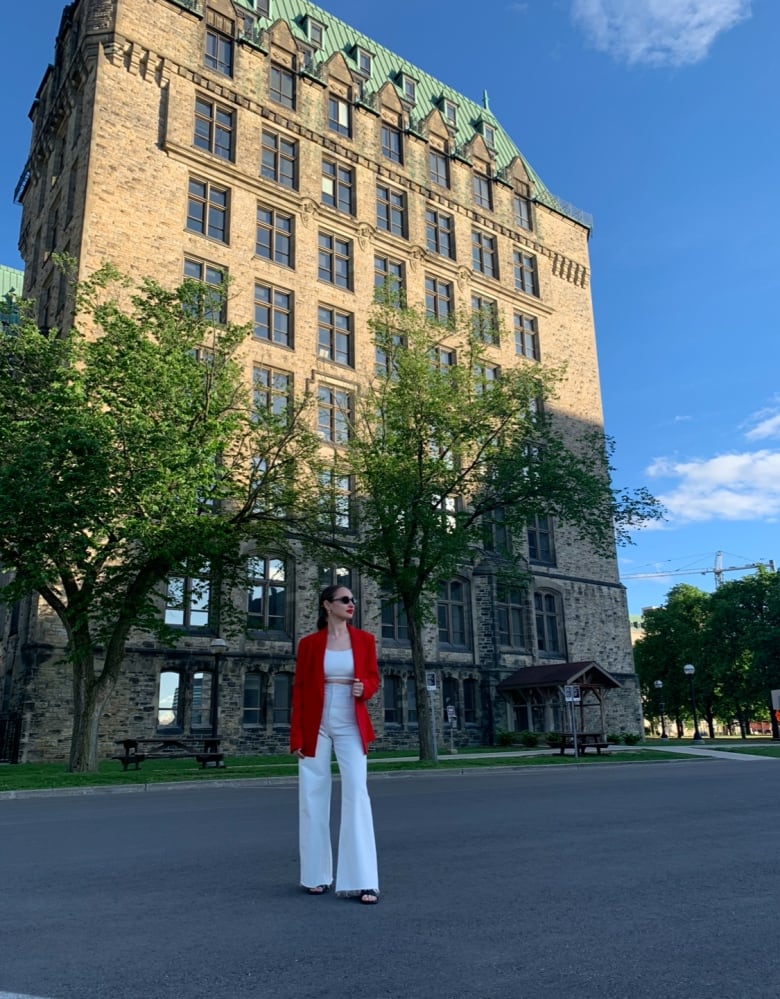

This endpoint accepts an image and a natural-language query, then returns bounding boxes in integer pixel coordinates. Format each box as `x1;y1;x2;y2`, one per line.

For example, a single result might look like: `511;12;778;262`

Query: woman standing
290;584;380;904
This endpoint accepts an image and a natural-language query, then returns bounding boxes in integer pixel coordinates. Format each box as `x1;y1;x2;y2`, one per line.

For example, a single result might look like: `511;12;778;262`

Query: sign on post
426;671;437;692
564;684;581;703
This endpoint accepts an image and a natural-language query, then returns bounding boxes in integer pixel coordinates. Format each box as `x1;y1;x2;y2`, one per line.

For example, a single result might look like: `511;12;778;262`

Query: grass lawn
0;746;700;793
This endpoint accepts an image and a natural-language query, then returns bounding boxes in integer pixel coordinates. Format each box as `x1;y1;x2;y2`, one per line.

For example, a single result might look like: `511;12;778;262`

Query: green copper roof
0;265;23;298
230;0;591;228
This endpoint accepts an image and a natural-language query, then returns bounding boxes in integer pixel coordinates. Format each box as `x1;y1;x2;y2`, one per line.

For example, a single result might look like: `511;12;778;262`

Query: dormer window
482;123;496;149
306;17;324;47
401;74;417;103
253;0;270;16
442;99;457;128
357;47;372;76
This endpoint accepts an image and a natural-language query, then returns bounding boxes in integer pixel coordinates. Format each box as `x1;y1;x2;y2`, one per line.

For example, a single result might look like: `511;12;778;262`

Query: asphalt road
1;759;779;999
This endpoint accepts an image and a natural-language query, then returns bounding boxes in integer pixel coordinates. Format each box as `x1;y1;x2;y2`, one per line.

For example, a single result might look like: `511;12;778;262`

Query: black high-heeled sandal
358;889;379;905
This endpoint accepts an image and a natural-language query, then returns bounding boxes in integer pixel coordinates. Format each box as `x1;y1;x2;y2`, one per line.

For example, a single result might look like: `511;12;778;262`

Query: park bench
549;732;610;756
113;737;224;771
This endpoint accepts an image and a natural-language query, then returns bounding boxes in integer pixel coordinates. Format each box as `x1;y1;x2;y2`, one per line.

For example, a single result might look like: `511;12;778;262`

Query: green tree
706;569;780;737
634;584;710;737
309;303;662;760
0;266;319;772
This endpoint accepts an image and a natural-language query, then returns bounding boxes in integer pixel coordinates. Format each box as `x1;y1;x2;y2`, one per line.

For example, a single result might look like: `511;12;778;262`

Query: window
194;97;234;160
243;673;267;726
270;63;295;109
187;178;229;243
381;123;403;164
442;99;457;127
357;48;372;76
425;276;453;322
535;590;564;654
384;675;402;724
429;149;449;188
307;18;324;46
317;385;352;443
514;313;539;360
431;345;456;371
374;255;405;307
497;585;527;649
482;123;496;148
317;307;353;366
425;209;454;258
442;677;458;724
473;173;492;210
261;130;297;189
247;556;288;631
320;468;354;530
438;579;469;648
406;677;418;725
253;0;270;16
402;75;416;103
483;506;510;554
528;515;555;565
253;282;293;345
463;678;478;724
473;363;500;394
381;599;409;643
376;185;406;238
183;258;226;323
256;206;293;267
514;251;539;296
328;95;351;137
318;233;352;289
253;365;292;415
205;12;234;76
514;193;533;231
471;295;499;345
191;671;214;729
164;572;210;628
157;670;183;729
472;230;498;278
273;672;293;724
321;160;354;214
319;565;355;590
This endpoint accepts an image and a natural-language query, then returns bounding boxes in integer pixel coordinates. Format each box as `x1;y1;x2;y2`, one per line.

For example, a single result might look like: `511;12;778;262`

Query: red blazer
290;626;379;757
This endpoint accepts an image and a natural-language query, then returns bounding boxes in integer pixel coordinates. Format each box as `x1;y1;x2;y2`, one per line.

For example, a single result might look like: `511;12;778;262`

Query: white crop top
324;647;355;680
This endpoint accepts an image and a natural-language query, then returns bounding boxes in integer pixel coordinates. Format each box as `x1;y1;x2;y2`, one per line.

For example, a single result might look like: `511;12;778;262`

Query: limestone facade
0;0;641;763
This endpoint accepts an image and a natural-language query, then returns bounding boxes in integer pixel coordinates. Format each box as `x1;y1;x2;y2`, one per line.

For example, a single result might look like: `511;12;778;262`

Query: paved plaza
1;757;779;999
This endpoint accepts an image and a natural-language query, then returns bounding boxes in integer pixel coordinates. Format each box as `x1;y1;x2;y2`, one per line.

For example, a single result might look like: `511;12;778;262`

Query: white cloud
646;450;780;523
744;400;780;441
570;0;752;67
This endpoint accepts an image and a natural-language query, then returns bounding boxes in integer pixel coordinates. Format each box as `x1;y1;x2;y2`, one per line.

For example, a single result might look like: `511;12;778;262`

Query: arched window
384;675;402;725
442;676;459;723
463;678;478;725
437;579;470;649
496;585;528;650
157;670;182;730
247;556;288;633
243;673;268;727
272;672;293;725
534;590;565;655
406;677;418;725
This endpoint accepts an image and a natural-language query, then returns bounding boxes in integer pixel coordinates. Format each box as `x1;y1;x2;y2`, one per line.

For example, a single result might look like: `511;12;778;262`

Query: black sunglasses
332;596;357;605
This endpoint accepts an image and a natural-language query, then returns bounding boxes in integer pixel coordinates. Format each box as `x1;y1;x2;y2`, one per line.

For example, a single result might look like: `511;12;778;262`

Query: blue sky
1;0;777;615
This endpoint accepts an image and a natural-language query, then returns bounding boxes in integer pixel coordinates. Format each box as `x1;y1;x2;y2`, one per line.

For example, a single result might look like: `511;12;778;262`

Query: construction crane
624;551;775;589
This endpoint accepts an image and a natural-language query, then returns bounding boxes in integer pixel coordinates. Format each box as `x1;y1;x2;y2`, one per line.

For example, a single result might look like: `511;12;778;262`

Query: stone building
0;0;641;763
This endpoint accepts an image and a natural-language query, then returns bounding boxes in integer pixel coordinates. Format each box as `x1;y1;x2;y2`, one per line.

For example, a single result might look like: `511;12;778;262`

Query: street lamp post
653;680;669;740
209;638;228;739
683;663;703;742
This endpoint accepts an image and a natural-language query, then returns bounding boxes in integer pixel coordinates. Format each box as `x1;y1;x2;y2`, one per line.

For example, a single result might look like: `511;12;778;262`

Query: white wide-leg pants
298;683;379;894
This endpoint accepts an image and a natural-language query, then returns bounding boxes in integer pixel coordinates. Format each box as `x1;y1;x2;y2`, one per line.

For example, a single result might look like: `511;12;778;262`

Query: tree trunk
407;614;436;762
69;653;114;773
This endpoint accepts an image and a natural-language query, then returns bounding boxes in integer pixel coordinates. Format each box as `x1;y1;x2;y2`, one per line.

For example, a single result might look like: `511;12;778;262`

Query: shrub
622;732;642;746
496;730;515;747
546;731;564;747
607;732;624;745
518;730;539;748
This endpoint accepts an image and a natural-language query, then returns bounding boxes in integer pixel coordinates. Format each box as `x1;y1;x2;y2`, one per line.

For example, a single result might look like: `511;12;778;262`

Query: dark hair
316;584;349;630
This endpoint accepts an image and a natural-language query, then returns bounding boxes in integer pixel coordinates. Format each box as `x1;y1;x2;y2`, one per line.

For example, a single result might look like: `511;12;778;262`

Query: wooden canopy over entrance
497;661;621;736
